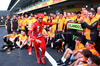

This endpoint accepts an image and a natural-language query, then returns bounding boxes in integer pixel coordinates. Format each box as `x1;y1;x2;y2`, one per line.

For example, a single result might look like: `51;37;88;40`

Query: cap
37;13;44;18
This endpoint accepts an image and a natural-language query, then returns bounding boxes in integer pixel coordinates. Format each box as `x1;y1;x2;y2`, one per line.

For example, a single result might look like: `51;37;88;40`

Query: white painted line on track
39;48;57;66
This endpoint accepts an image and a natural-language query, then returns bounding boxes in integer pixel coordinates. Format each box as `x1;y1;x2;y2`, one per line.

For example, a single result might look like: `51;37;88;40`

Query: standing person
28;13;57;64
5;15;12;34
81;11;98;43
18;15;22;33
11;15;19;32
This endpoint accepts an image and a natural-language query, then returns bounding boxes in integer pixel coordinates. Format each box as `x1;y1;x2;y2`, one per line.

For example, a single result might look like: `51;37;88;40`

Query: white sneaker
29;53;32;55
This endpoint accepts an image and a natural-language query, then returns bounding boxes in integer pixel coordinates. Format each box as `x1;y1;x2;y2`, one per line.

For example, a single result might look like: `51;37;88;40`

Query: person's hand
17;29;19;31
11;29;13;31
80;17;84;23
35;39;42;43
56;39;60;42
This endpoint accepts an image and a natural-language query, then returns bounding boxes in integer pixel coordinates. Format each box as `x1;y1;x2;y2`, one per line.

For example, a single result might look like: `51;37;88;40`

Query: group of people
0;6;100;65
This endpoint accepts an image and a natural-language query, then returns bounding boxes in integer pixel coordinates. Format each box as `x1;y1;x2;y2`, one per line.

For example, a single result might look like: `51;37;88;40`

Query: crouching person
0;31;17;52
15;30;28;49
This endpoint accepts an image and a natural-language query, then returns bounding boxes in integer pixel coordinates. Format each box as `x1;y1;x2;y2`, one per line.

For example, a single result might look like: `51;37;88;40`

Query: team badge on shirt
42;24;44;26
37;26;40;28
37;25;40;32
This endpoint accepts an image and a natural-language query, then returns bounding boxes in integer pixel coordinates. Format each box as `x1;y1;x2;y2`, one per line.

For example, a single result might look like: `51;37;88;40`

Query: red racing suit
28;21;56;58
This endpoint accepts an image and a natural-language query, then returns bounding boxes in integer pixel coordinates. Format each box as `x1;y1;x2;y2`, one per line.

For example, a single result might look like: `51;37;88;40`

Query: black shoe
57;61;64;65
0;49;7;52
57;59;61;63
2;45;7;49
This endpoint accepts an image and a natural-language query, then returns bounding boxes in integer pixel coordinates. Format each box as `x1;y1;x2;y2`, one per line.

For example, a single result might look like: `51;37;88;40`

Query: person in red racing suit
28;13;57;64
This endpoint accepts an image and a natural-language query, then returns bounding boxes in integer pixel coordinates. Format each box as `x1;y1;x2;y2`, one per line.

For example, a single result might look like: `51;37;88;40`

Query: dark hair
89;10;96;15
82;49;92;58
76;11;81;14
90;55;100;65
76;36;82;42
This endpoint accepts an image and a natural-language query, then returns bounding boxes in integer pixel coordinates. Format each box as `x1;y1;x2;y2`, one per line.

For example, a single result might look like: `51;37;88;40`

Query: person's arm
74;58;84;66
83;21;98;29
11;20;13;31
28;24;36;40
5;20;7;29
43;21;57;25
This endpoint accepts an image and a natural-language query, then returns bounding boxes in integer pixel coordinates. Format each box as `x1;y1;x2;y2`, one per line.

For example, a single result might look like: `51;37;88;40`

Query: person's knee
41;47;46;51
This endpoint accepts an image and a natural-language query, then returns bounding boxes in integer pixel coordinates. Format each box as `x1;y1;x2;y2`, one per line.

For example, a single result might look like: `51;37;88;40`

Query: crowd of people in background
0;6;100;66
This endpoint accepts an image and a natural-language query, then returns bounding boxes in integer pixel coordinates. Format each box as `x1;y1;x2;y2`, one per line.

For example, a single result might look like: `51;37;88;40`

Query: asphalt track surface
0;27;63;66
0;27;100;66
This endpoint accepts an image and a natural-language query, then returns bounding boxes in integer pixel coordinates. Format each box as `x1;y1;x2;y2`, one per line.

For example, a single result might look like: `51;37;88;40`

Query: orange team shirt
20;19;27;30
48;31;54;37
17;34;28;41
58;17;66;31
18;19;22;26
84;17;97;40
52;18;58;33
27;19;34;30
42;29;47;35
75;43;85;50
43;16;48;22
82;64;87;66
8;34;17;39
95;13;100;20
8;34;17;42
32;18;37;23
90;49;100;57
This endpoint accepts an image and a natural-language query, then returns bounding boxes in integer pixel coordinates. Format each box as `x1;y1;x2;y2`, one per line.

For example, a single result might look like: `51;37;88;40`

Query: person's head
21;30;26;36
30;13;34;17
87;55;100;66
82;49;92;60
44;12;47;16
83;10;88;17
58;12;60;16
75;37;82;45
25;14;28;18
37;13;44;23
88;10;96;20
67;13;71;18
81;7;86;13
50;13;54;17
18;16;21;19
51;16;54;20
76;11;81;18
90;8;95;11
54;14;57;19
85;40;95;50
34;14;37;19
13;31;16;35
7;15;10;19
64;11;67;17
59;13;63;19
29;16;32;20
13;15;16;19
71;12;76;17
21;16;24;20
97;6;100;14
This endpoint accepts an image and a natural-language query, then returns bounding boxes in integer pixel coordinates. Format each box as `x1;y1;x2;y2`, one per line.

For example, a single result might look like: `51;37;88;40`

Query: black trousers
7;29;12;34
67;30;75;50
3;37;13;48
